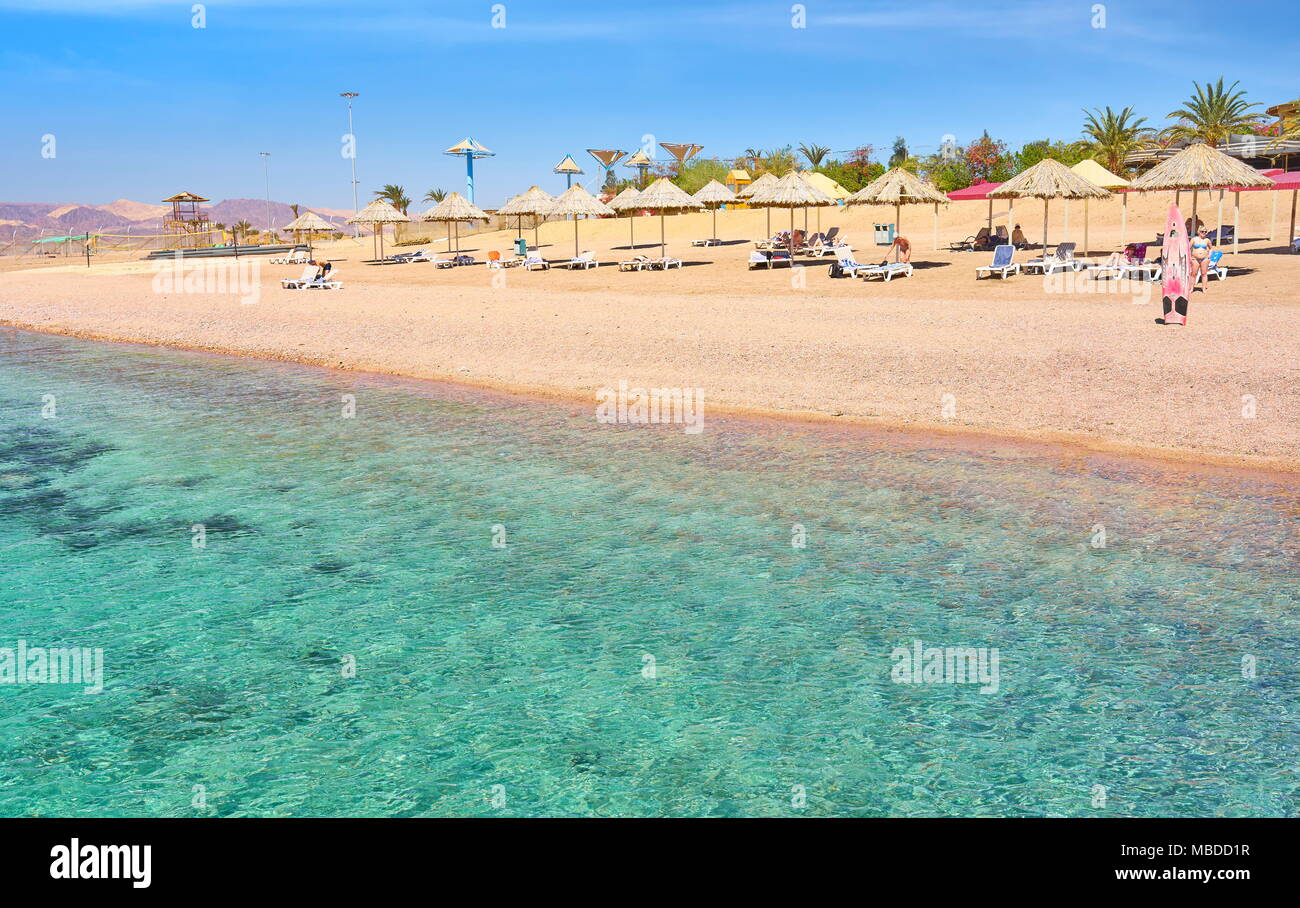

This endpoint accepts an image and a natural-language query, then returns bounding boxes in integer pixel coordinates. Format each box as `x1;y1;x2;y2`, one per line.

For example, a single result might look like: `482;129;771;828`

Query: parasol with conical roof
1129;143;1274;253
497;185;555;246
990;159;1108;262
545;183;613;258
800;171;849;232
846;166;949;251
623;150;654;188
418;191;488;256
1069;159;1129;254
692;179;737;244
635;177;703;259
735;172;780;235
347;198;410;260
282;210;335;255
749;171;835;241
608;186;644;248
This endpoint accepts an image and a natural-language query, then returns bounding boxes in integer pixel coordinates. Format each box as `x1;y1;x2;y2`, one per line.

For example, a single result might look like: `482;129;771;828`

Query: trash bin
874;223;896;245
514;237;528;256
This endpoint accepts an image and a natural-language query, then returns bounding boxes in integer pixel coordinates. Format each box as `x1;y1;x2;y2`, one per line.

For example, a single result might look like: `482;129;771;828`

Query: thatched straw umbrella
1129;143;1274;254
497;193;526;238
282;210;334;255
692;179;737;243
608;186;643;248
347;199;410;260
846;166;949;252
635;177;703;259
498;185;554;247
800;171;849;232
545;183;614;258
418;192;488;256
1068;159;1128;253
990;159;1108;262
749;171;835;242
736;172;779;233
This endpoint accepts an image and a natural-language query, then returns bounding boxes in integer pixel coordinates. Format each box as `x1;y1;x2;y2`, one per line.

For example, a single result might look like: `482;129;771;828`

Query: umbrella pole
630;213;635;248
766;207;771;237
574;217;579;258
1192;190;1198;234
1217;190;1224;240
932;202;939;252
987;198;992;234
1233;191;1240;256
660;213;666;259
1008;199;1014;248
1291;189;1298;253
1083;199;1089;259
1121;193;1127;248
713;206;718;243
1042;200;1049;263
895;202;901;260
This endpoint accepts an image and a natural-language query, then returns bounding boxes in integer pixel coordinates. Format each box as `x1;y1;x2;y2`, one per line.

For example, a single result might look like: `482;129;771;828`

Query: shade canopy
1128;142;1275;191
801;171;850;201
990;158;1110;200
546;183;613;218
444;137;494;158
346;199;410;223
418;192;488;222
736;172;778;200
607;187;643;211
1071;159;1129;190
282;211;335;233
748;171;835;207
692;179;737;207
847;166;948;205
636;177;703;212
553;155;583;175
498;186;554;216
946;180;1003;201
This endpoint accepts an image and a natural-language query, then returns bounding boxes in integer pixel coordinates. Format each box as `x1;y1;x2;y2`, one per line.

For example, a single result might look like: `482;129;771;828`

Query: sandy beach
3;197;1298;472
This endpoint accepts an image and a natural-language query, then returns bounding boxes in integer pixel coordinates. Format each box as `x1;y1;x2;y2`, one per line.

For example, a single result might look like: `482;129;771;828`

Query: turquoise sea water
0;328;1296;817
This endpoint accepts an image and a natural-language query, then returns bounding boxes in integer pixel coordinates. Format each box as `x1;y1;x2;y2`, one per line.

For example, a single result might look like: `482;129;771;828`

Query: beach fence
392;211;544;247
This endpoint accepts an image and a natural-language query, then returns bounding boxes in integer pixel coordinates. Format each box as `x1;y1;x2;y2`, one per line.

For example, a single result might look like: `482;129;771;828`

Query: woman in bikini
1189;228;1212;289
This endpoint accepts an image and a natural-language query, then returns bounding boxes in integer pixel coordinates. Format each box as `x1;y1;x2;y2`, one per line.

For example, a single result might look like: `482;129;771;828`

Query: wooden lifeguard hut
162;191;212;249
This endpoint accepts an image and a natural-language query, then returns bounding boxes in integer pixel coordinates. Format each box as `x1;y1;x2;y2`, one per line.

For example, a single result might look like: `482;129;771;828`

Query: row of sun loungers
269;249;311;265
974;243;1230;281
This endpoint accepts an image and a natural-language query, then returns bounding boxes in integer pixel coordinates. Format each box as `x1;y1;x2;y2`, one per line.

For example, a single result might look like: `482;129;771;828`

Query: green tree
1163;79;1262;147
756;145;796;176
798;143;831;168
965;131;1013;182
669;157;731;194
1016;139;1092;172
374;184;412;214
423;188;447;203
1081;106;1151;174
888;136;909;168
234;219;252;241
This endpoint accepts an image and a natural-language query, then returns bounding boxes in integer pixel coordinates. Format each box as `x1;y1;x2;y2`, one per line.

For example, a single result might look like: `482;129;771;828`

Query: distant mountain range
0;198;356;241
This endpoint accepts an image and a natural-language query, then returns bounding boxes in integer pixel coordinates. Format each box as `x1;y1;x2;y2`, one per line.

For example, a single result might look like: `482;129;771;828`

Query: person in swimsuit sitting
1189;228;1212;289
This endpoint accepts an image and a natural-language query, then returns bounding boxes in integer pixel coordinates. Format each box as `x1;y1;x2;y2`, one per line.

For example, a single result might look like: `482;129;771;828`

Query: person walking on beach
1189;228;1212;290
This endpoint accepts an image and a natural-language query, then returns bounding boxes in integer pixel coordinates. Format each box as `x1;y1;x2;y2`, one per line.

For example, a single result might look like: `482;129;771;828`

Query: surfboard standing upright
1160;203;1191;325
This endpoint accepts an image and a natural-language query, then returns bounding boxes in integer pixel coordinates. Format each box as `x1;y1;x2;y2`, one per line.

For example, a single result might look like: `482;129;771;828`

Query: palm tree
1081;105;1151;173
374;184;412;214
798;143;831;168
743;148;764;170
423;188;447;204
1163;79;1262;147
234;220;252;242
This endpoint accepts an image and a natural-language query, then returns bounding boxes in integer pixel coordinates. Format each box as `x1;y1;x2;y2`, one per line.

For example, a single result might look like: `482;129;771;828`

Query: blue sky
1;0;1296;209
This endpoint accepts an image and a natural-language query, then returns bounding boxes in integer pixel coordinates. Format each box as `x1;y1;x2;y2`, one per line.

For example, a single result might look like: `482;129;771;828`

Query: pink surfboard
1160;203;1190;325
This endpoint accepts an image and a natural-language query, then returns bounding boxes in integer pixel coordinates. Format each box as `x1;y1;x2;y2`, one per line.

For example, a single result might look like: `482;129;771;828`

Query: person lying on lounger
311;260;333;282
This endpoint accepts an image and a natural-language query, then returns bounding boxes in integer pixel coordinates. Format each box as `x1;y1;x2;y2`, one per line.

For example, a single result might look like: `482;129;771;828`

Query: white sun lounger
975;244;1019;279
650;257;683;269
562;251;598;269
523;254;550;270
280;265;318;289
858;262;913;282
304;269;342;289
619;255;651;271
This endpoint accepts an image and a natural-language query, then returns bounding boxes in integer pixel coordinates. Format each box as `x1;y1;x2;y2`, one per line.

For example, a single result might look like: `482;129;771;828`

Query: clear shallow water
0;328;1296;818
